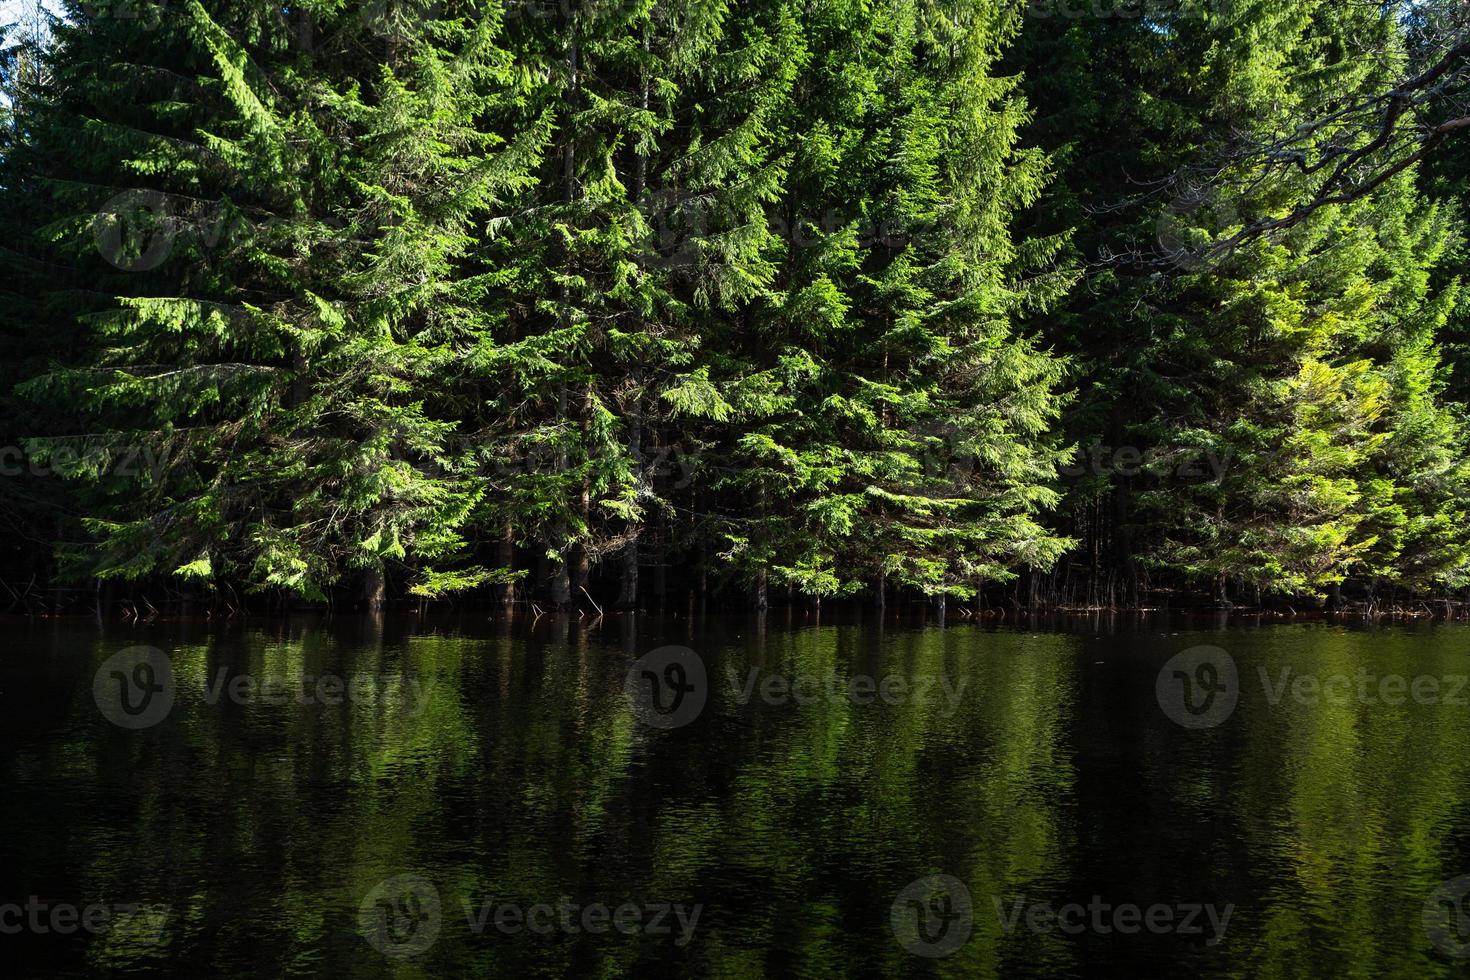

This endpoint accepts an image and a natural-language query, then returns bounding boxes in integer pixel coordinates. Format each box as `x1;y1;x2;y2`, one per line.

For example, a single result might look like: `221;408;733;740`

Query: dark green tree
1012;0;1470;607
11;0;541;603
706;0;1073;610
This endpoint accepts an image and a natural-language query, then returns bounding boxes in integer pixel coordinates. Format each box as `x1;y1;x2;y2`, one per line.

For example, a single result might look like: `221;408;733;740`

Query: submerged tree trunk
654;509;667;604
1326;581;1343;611
698;535;708;598
619;536;639;609
497;522;515;610
549;560;571;609
618;390;642;609
569;385;592;599
362;565;386;610
569;523;589;596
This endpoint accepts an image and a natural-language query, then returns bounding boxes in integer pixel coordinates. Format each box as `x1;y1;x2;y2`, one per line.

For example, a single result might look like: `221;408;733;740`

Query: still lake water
4;612;1470;977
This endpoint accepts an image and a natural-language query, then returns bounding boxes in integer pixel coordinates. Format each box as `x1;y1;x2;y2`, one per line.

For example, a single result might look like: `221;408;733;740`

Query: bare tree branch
1188;1;1470;260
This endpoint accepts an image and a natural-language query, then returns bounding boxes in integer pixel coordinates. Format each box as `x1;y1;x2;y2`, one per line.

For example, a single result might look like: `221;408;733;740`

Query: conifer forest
4;0;1470;617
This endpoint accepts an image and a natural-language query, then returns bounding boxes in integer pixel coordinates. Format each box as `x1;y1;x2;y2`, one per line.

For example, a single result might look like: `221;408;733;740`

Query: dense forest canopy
2;0;1469;613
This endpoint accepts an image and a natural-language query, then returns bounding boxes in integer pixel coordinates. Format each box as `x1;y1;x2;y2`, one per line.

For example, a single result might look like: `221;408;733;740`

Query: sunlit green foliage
4;0;1470;609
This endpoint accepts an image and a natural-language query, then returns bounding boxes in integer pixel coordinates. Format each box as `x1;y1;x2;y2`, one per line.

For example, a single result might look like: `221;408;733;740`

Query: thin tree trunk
362;566;386;610
698;532;708;598
618;528;639;608
618;387;642;608
654;508;667;604
551;378;572;610
550;560;571;609
498;521;515;610
550;33;579;612
618;44;649;611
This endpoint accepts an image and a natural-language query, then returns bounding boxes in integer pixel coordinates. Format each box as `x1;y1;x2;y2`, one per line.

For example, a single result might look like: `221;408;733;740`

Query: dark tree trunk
619;537;639;609
497;522;515;610
618;390;642;609
362;566;386;610
654;509;667;603
550;561;571;609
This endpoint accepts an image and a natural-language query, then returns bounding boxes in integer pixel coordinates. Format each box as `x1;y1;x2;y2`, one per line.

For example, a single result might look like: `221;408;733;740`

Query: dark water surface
4;613;1470;977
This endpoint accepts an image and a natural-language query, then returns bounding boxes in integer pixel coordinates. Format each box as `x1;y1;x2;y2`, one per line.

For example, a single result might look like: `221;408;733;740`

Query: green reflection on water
2;617;1469;978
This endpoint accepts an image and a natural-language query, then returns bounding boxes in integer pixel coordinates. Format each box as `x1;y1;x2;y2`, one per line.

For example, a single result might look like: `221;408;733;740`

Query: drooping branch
1196;4;1470;257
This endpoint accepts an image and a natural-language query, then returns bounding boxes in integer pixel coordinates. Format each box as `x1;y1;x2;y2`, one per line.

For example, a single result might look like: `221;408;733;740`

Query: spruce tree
11;0;541;602
1013;0;1470;606
485;0;795;607
711;0;1073;608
